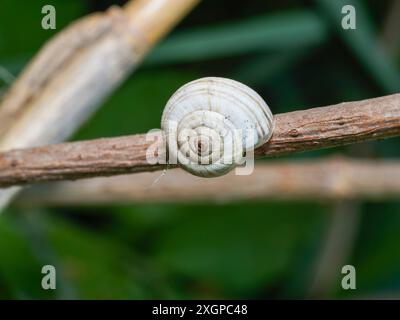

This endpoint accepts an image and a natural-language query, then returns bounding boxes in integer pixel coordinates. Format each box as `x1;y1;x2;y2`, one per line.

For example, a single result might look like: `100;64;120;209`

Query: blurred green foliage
0;0;399;299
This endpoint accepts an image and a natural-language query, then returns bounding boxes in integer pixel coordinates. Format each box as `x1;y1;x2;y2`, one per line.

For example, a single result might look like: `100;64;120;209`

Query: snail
161;77;274;177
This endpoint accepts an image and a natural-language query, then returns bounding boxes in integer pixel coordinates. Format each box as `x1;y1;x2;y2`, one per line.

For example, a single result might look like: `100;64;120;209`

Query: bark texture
1;93;400;187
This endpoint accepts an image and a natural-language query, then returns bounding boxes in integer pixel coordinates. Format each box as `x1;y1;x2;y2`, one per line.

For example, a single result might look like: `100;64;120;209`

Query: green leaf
153;203;326;297
0;214;51;299
348;203;400;296
42;214;149;299
144;11;328;66
315;0;400;93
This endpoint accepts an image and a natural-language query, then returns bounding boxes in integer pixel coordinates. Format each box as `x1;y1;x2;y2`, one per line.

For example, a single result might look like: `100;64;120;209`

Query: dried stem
0;0;199;149
14;157;400;206
0;0;199;208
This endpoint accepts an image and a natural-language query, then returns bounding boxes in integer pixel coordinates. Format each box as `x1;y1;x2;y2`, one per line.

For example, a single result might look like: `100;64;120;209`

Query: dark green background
0;0;399;299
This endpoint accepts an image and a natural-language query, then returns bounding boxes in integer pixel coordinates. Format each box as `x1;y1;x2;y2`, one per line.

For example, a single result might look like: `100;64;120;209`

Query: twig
0;93;399;188
13;157;400;206
256;94;400;156
0;0;199;209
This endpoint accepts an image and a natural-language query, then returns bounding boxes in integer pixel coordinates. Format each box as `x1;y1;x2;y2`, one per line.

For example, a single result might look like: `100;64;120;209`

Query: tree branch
255;93;400;157
0;94;399;188
15;157;400;206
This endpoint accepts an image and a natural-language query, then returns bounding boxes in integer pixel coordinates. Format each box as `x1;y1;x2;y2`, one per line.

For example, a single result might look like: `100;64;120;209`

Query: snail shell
161;77;274;177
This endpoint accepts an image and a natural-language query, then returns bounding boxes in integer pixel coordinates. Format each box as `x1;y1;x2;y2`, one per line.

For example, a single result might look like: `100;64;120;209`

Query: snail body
161;77;274;177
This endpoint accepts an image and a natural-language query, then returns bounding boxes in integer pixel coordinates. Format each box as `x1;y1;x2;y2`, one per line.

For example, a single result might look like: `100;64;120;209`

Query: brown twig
0;90;399;189
15;157;400;206
255;94;400;157
0;93;399;188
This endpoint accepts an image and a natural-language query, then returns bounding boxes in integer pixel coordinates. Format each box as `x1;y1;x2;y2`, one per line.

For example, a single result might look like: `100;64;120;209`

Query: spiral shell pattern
161;77;274;177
